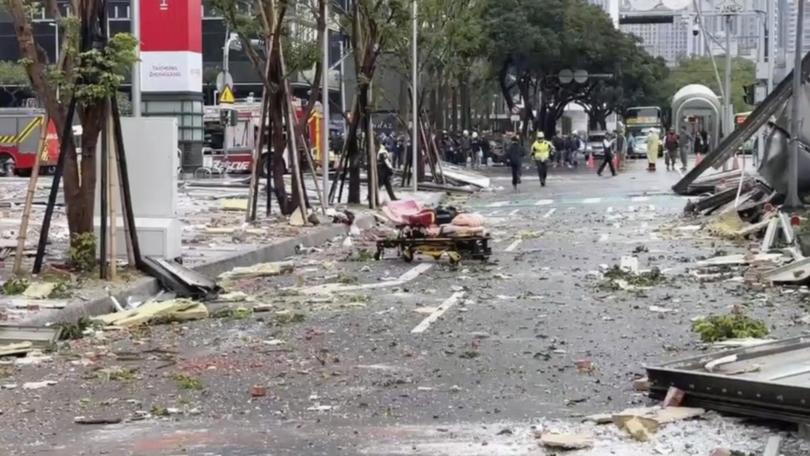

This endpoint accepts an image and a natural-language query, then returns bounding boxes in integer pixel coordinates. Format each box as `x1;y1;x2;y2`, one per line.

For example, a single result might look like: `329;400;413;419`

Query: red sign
140;0;202;52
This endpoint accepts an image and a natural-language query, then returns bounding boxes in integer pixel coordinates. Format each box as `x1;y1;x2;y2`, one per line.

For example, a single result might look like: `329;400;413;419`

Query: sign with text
140;0;202;93
141;52;202;93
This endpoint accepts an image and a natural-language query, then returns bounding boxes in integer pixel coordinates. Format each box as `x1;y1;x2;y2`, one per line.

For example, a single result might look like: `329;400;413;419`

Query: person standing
480;134;491;167
471;132;483;169
531;132;553;186
597;133;616;177
663;128;679;171
679;125;693;171
552;132;565;167
461;130;471;167
614;128;627;171
646;129;660;171
507;135;524;192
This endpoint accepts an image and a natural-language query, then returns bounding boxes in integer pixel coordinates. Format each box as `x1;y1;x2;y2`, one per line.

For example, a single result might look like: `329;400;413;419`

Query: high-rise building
589;0;621;27
785;0;810;58
621;20;690;65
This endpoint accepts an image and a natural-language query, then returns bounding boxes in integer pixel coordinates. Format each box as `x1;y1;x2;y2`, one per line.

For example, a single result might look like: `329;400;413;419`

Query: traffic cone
612;155;619;171
586;154;594;169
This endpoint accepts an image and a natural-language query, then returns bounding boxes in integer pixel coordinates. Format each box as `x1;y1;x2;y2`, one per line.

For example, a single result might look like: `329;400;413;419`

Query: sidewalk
0;176;448;325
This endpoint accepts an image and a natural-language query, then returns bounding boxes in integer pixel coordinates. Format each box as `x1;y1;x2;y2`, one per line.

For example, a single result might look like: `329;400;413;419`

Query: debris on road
93;298;208;327
218;261;295;281
0;341;33;357
21;282;57;299
691;312;769;343
663;386;685;407
74;416;123;425
21;380;57;390
537;432;593;450
0;325;61;348
647;336;810;424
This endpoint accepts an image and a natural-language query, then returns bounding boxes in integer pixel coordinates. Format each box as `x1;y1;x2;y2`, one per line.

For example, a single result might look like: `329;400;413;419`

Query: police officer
531;132;553;186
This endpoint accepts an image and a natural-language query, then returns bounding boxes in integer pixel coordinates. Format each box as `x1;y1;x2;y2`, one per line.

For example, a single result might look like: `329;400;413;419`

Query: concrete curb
22;214;376;326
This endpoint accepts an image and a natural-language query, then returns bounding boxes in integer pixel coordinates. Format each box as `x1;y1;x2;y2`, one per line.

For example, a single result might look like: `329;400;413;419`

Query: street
2;160;810;455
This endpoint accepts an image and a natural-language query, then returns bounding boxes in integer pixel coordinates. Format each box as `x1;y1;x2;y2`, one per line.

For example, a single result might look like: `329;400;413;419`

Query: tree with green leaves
0;61;32;105
579;34;669;131
660;56;756;114
5;0;137;254
483;0;665;137
385;0;485;131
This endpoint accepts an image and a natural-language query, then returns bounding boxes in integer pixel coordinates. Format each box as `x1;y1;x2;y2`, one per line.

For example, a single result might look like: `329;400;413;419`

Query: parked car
586;132;607;158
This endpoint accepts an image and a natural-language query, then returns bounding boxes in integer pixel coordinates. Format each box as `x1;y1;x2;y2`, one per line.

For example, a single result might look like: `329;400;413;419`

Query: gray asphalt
2;160;810;455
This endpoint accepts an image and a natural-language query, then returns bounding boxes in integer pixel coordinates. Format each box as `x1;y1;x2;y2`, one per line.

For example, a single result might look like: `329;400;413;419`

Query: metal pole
132;0;141;117
767;0;775;94
785;0;804;209
411;0;418;192
722;13;733;172
321;0;330;206
223;34;232;75
340;40;347;137
54;23;59;62
724;14;733;137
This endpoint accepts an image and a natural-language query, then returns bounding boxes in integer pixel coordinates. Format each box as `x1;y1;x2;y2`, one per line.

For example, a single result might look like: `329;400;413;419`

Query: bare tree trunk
437;67;445;130
451;85;458;132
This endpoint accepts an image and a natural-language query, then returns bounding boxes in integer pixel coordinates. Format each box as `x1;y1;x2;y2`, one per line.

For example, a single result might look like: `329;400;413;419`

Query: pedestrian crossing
479;194;673;221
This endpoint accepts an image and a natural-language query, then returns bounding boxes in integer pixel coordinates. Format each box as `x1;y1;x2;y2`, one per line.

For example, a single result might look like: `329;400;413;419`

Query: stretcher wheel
402;247;415;262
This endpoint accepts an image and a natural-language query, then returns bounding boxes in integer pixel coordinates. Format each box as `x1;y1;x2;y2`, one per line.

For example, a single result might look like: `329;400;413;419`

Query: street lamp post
321;1;330;206
132;0;141;117
411;0;418;193
784;0;804;209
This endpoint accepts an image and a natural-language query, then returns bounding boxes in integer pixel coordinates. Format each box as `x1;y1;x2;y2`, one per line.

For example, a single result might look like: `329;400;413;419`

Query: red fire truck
0;108;59;177
202;100;334;177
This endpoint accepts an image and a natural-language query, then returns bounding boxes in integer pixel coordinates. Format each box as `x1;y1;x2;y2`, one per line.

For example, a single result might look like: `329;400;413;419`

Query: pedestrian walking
646;129;660;171
678;125;693;171
507;135;524;192
531;132;553;186
377;142;398;201
597;134;616;177
663;128;679;171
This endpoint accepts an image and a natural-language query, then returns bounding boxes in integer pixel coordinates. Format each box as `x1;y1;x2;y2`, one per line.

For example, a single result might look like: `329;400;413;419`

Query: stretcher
374;225;491;264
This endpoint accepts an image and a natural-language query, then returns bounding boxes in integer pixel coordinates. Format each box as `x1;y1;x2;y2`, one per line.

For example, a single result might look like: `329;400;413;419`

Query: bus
624;106;663;158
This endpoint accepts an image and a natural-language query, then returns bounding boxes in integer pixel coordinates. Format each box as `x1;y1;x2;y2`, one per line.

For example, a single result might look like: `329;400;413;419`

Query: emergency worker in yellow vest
531;132;553;187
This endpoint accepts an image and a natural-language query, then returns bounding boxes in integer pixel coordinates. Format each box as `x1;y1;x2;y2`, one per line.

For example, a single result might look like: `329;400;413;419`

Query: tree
482;0;665;137
5;0;137;255
579;34;669;131
213;0;326;215
660;56;756;114
0;61;33;105
336;0;409;204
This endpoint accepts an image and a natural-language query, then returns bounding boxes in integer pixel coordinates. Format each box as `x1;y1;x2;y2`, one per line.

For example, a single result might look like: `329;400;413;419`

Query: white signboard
140;51;203;93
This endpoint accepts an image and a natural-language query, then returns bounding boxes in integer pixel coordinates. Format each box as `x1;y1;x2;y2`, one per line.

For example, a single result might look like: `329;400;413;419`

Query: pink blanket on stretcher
381;199;423;225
